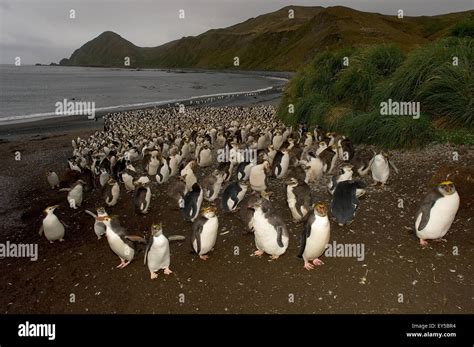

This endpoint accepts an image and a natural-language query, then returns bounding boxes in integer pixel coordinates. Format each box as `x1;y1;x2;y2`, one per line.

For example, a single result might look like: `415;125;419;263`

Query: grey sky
0;0;472;64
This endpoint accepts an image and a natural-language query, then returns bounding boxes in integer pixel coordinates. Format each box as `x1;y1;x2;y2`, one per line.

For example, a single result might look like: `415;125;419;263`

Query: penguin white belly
107;232;134;261
276;154;289;178
250;167;266;191
94;221;106;238
194;218;219;255
416;194;460;240
372;162;389;183
123;175;135;191
305;158;323;183
148;236;170;272
148;161;159;176
253;210;288;256
208;181;223;201
199;151;212;167
100;172;109;186
287;187;301;220
43;216;65;241
303;218;330;261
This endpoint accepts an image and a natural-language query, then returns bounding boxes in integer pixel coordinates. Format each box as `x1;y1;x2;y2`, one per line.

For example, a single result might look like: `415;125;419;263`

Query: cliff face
59;6;473;71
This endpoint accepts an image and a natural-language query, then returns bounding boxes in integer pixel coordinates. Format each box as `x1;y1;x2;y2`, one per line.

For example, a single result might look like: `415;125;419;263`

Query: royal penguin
350;149;374;177
156;156;170;184
144;223;172;279
61;179;85;209
286;177;312;222
46;170;60;189
319;145;338;174
415;181;460;247
167;176;188;209
249;160;271;192
101;215;146;269
39;205;65;243
181;160;198;191
303;153;324;184
84;207;108;240
337;136;354;161
134;182;152;214
236;161;255;181
330;180;366;226
197;144;212;168
239;191;272;233
371;151;398;186
272;149;290;179
250;198;289;260
328;164;354;195
181;183;204;222
221;181;248;212
298;202;330;270
99;168;110;187
104;178;120;207
191;206;219;260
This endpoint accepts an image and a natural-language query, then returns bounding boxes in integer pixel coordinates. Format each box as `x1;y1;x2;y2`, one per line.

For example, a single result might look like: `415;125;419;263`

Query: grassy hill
59;6;473;71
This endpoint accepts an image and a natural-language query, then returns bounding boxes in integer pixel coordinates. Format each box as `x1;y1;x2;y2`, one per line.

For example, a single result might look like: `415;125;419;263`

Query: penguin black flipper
144;235;153;265
298;213;315;258
191;217;206;254
276;226;285;248
416;189;442;231
294;183;311;216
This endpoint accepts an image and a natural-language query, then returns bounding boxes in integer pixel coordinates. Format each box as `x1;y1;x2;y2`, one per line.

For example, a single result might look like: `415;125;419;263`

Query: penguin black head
191;183;201;192
438;181;456;195
314;202;328;217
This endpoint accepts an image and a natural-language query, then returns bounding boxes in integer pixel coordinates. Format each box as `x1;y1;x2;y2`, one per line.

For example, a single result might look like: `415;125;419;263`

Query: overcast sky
0;0;472;64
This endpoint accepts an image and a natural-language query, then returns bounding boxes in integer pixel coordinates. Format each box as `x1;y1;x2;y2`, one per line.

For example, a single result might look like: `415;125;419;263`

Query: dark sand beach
0;93;472;314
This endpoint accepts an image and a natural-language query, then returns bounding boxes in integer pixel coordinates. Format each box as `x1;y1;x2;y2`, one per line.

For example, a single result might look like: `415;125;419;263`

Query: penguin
315;141;328;156
133;182;151;214
191;206;219;260
286;177;312;222
218;161;233;182
144;223;172;279
350;149;374;177
250;198;289;260
249;160;270;192
202;170;225;202
272;149;290;179
121;169;137;192
415;181;460;247
198;144;212;167
155;156;170;184
236;161;254;181
298;202;330;270
39;205;65;243
46;170;60;189
104;178;120;207
181;160;198;191
84;207;108;240
147;154;160;176
371;152;391;185
328;164;354;195
221;181;248;212
319;145;337;174
61;179;85;209
330;180;366;226
337;136;354;161
239;191;272;233
101;215;146;268
303;153;324;184
99;168;110;187
181;183;204;222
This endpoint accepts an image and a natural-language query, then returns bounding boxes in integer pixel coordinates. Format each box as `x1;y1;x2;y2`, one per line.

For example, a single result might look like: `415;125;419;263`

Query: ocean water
0;65;285;122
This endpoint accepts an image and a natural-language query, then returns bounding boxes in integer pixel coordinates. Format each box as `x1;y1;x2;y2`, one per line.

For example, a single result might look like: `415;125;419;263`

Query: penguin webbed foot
253;250;264;257
164;268;172;275
312;258;324;266
150;272;158;280
304;262;314;270
199;255;209;261
419;239;429;248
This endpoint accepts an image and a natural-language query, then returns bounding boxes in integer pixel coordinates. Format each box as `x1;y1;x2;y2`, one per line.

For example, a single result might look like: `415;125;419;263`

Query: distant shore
0;90;282;140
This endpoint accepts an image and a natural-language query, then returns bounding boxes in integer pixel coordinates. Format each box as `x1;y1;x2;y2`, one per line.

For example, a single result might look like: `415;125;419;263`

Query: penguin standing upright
272;149;290;179
167;176;188;209
104;178;120;207
250;198;289;260
62;180;85;209
236;161;254;181
350;149;374;177
371;152;398;185
191;206;219;260
239;191;272;233
101;216;146;269
144;223;172;279
134;182;152;214
156;156;170;184
201;170;225;202
249;160;270;192
415;181;460;247
286;178;312;222
46;171;60;189
221;181;248;212
181;183;204;222
328;164;354;195
330;180;366;226
39;205;65;243
298;203;330;270
84;207;108;239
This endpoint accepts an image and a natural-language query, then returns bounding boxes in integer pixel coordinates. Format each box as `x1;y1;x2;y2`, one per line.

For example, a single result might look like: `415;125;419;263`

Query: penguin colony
41;105;461;277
